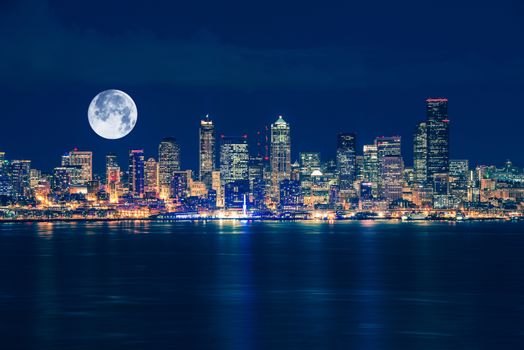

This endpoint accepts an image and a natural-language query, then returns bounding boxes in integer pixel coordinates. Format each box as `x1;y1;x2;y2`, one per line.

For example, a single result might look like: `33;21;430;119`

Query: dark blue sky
1;0;524;173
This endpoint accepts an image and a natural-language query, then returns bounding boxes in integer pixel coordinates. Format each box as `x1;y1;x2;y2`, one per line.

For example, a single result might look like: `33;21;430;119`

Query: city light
0;103;523;222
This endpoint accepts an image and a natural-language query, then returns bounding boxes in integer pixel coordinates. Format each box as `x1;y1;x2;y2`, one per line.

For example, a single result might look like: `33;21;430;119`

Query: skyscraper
336;133;357;190
375;136;402;198
426;98;450;192
413;121;428;185
270;116;291;199
199;115;215;188
220;135;249;186
158;137;181;199
10;160;31;199
144;157;159;195
362;144;379;184
128;149;145;197
62;149;92;184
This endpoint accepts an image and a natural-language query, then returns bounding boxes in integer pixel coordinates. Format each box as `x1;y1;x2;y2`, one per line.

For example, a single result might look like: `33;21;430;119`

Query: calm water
1;221;524;349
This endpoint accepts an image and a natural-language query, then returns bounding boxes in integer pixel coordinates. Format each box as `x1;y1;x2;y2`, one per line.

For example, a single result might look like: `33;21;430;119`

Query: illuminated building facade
158;137;181;199
299;152;321;179
270;116;291;199
362;144;379;185
10;160;31;199
426;98;449;193
199;115;215;188
220;135;249;186
129;149;145;197
413;121;428;185
62;150;92;184
449;159;469;201
375;136;401;198
380;156;404;202
144;157;159;196
336;133;357;190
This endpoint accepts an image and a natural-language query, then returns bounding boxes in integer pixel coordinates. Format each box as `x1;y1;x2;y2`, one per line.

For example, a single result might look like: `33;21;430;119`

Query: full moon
88;89;138;139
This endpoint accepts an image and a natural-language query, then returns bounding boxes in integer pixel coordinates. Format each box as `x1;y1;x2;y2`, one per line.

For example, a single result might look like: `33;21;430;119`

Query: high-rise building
158;137;181;199
0;156;11;197
375;136;401;198
336;133;357;190
413;121;428;185
270;116;291;197
62;150;92;184
199;115;215;188
144;157;159;195
381;156;404;202
220;135;249;186
362;144;379;184
449;159;469;201
10;160;31;199
426;98;450;187
211;170;223;208
105;153;118;183
128;149;145;197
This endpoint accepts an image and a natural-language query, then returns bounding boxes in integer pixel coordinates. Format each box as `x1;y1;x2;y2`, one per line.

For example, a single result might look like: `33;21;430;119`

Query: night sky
1;0;524;174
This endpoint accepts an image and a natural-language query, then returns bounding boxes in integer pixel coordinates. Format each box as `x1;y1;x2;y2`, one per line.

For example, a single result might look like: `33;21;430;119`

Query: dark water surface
1;221;524;349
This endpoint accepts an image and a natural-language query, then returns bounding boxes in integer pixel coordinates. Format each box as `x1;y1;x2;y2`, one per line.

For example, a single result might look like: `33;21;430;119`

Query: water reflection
0;221;523;349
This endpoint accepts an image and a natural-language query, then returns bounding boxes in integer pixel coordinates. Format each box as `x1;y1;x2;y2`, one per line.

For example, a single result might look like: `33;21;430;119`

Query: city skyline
2;1;524;173
0;97;518;176
2;97;524;219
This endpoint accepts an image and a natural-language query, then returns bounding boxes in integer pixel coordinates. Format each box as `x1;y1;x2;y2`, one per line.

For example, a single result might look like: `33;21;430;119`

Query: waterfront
1;221;524;349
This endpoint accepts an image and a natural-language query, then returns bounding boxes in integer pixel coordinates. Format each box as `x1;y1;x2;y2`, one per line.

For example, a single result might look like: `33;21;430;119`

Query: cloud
1;0;523;90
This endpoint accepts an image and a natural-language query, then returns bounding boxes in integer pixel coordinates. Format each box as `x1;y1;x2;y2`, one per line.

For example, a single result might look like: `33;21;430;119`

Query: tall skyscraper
375;136;402;198
362;144;379;184
413;121;428;185
10;160;31;199
62;149;92;184
158;137;181;199
220;135;249;186
336;133;357;190
426;98;450;191
128;149;145;197
270;116;291;198
144;157;159;195
199;115;215;188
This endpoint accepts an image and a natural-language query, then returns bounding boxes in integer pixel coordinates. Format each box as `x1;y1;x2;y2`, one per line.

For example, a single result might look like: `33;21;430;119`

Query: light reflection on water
0;221;523;349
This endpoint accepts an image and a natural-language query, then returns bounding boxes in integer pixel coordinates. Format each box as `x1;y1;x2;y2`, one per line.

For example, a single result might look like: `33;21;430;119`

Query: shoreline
0;217;519;224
